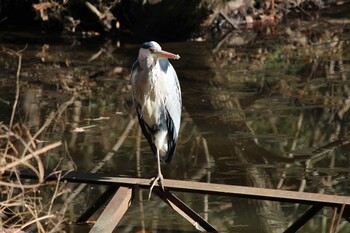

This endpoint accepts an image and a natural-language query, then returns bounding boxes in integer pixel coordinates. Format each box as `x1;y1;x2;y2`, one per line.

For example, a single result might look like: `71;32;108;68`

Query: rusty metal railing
4;169;350;233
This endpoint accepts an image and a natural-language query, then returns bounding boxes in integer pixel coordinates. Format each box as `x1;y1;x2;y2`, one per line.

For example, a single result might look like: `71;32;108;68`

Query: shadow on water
1;18;350;232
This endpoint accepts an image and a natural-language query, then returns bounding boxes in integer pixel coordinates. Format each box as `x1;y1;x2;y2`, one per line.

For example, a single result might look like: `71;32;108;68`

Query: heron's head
138;41;180;64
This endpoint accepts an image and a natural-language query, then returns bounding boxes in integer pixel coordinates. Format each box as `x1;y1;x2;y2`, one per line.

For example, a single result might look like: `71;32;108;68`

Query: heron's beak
155;50;180;60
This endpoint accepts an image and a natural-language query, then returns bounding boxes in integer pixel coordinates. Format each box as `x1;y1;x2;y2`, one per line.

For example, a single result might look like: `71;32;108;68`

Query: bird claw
148;174;164;199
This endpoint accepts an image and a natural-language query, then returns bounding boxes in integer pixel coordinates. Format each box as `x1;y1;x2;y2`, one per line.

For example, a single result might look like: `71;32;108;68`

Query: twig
18;214;56;232
4;49;23;157
296;5;312;18
85;1;102;18
0;97;10;105
2;127;45;182
88;49;104;62
212;30;233;54
219;12;238;29
0;17;7;24
2;141;62;173
2;153;41;179
25;204;45;233
333;204;345;233
47;171;62;215
328;207;338;233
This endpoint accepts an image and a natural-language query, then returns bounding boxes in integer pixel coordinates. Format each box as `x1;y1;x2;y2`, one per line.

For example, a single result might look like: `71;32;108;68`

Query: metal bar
153;187;217;232
76;185;118;223
7;170;350;206
89;186;133;233
284;204;324;233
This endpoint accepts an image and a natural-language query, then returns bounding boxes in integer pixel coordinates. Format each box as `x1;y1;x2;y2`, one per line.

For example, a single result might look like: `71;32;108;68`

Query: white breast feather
141;64;169;156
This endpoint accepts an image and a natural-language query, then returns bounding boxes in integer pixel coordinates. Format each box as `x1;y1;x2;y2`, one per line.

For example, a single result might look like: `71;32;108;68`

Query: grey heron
131;41;181;198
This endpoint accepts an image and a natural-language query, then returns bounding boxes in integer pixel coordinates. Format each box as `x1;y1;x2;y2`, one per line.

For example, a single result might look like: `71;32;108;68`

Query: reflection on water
1;20;350;232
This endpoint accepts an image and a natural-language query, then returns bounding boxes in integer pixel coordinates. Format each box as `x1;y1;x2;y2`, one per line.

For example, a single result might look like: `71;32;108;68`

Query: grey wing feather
163;62;182;163
164;62;182;134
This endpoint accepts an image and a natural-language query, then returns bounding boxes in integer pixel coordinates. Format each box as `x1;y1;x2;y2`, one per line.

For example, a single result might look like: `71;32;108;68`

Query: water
1;20;350;232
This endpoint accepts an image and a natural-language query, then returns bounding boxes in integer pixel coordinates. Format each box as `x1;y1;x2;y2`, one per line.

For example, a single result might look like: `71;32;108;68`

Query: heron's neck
139;56;158;71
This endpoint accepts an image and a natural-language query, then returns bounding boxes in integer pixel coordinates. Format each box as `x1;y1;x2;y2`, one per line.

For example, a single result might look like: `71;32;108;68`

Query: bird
131;41;182;198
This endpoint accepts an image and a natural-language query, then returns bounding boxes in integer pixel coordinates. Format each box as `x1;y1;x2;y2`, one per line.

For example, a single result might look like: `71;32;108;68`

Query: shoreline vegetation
0;48;71;232
1;0;349;41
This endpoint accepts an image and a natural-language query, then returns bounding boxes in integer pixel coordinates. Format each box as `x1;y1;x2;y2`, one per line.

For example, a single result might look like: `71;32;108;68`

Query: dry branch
0;47;67;232
1;141;62;174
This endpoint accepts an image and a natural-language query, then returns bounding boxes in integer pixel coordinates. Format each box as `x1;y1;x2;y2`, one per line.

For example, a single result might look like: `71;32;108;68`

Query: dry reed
0;47;70;232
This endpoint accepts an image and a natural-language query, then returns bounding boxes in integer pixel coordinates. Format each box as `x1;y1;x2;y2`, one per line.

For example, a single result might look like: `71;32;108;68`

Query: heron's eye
149;48;156;53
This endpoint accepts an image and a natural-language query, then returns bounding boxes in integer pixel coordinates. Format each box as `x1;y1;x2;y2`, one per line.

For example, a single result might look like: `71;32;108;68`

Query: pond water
1;18;350;233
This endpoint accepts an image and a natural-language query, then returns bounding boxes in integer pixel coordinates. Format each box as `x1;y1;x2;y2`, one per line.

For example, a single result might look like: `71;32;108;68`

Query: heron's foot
148;174;164;199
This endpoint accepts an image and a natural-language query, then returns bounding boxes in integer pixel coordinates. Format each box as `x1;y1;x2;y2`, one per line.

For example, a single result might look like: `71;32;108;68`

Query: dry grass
0;47;71;232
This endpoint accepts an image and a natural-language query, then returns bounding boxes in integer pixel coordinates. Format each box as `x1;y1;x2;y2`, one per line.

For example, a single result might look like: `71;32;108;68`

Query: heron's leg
156;149;165;190
148;149;164;199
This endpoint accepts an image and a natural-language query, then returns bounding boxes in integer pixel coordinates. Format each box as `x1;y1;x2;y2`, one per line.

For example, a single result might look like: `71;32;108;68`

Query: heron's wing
131;60;139;74
162;60;182;164
135;103;157;156
161;60;182;132
162;109;176;163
